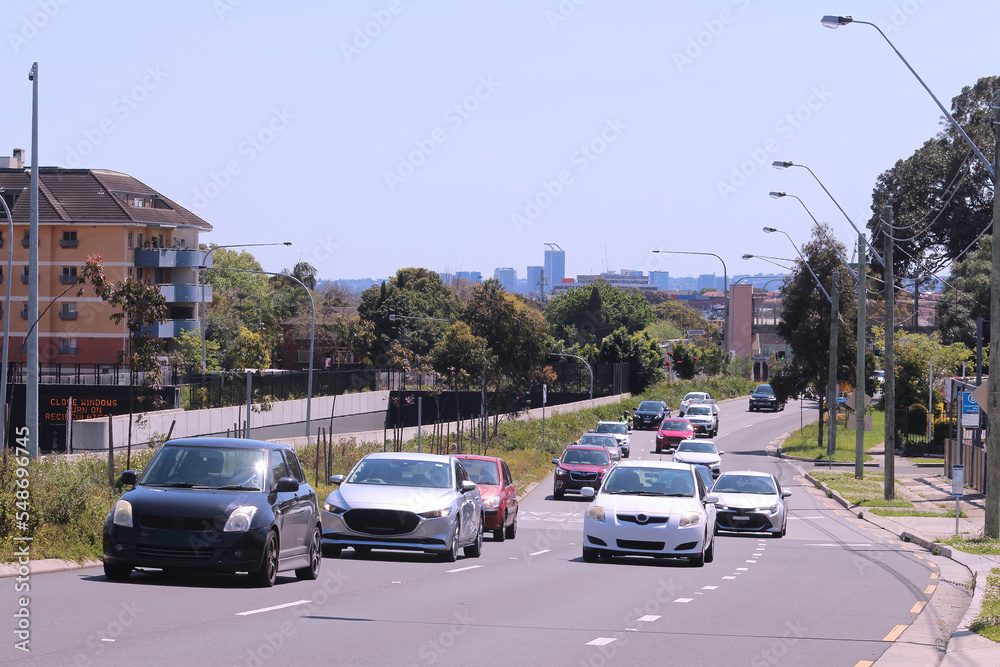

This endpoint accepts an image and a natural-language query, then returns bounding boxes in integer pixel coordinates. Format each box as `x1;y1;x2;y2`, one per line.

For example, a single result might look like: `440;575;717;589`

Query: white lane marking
674;598;694;603
722;576;737;580
753;553;762;556
702;586;718;590
101;639;115;643
447;565;483;573
637;615;661;622
529;549;551;556
236;600;312;616
587;638;617;646
789;516;825;520
392;580;402;584
746;560;757;563
805;543;872;548
736;567;748;571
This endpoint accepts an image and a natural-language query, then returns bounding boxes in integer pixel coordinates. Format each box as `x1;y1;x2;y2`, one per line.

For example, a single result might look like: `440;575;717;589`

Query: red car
551;444;613;500
456;455;518;541
655;418;695;454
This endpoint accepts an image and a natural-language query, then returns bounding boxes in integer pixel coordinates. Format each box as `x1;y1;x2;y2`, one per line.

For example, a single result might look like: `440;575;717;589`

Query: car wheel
354;545;371;555
688;546;705;567
582;547;599;562
249;531;278;587
464;515;484;558
296;527;322;580
440;520;460;562
322;544;342;558
553;489;564;500
494;511;507;542
705;536;715;563
103;562;132;582
505;510;518;540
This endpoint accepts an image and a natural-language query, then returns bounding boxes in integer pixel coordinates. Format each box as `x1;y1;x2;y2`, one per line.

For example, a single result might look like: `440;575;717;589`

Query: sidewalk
798;457;1000;666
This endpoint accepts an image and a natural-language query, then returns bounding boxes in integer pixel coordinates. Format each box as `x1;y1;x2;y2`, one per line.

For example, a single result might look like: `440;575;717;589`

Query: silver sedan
712;471;791;538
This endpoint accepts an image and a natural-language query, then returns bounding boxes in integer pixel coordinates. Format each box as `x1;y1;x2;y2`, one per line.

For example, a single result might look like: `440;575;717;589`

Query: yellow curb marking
914;553;925;560
910;601;927;614
882;624;907;642
924;585;936;594
854;662;874;667
930;572;939;580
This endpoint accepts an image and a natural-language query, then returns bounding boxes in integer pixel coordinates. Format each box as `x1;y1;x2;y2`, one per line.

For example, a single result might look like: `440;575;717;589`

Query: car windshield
660;420;693;431
140;445;266;490
603;467;695;497
596;423;627;435
458;459;500;485
677;441;716;454
683;393;706;402
714;474;777;494
562;448;610;466
347;458;451;488
686;406;711;416
637;401;663;411
579;435;617;448
755;385;774;395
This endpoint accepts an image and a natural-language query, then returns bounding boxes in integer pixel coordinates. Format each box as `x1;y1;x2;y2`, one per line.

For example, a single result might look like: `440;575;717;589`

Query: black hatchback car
102;438;322;587
749;384;784;412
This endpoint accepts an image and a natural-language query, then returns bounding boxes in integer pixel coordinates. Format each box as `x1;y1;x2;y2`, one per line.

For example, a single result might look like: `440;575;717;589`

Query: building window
21;230;29;247
60;230;79;248
20;267;28;283
0;230;4;248
128;267;134;279
294;350;311;364
59;303;77;320
138;233;145;248
59;338;77;355
127;231;134;249
20;304;27;319
60;267;78;284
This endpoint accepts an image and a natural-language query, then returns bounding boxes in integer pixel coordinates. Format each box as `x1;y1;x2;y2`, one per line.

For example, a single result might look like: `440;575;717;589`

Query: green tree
545;281;654;346
227;326;271;370
653;300;708;334
170;328;221;372
596;327;664;393
935;238;991;349
430;322;490;388
872;327;972;418
670;340;698;380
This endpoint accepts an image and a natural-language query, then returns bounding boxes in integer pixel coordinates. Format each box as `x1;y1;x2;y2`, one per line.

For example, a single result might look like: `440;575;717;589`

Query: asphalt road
1;398;948;665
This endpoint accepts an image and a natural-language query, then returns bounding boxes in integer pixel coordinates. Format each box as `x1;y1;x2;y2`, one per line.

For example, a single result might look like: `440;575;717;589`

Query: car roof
717;470;772;479
163;437;288;451
597;420;627;425
565;444;607;451
612;460;694;472
455;454;502;463
360;452;456;464
679;438;715;445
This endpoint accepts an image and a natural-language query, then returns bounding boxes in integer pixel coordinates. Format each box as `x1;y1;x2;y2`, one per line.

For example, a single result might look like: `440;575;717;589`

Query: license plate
733;516;750;521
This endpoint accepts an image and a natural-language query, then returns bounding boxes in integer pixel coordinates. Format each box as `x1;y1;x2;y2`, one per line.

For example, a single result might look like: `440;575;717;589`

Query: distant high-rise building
494;267;517;292
544;243;565;287
527;265;545;295
456;271;481;283
649;271;670;290
698;273;718;292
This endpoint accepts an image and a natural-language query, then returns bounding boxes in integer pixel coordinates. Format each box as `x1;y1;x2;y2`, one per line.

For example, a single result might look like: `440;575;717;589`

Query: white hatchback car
670;438;724;478
581;461;719;566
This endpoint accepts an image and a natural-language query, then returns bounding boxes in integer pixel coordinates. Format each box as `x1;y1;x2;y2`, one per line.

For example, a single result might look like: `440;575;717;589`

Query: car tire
296;527;322;580
322;544;342;558
464;515;484;558
704;536;715;563
354;546;371;555
103;562;132;582
688;549;705;567
505;511;518;540
494;511;507;542
249;531;278;588
440;521;460;562
582;547;598;562
553;490;564;500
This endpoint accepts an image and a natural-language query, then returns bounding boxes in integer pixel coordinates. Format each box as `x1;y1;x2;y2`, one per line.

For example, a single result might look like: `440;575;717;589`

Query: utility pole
986;91;1000;537
26;62;39;458
883;206;896;501
975;316;983;449
827;271;840;468
856;234;867;479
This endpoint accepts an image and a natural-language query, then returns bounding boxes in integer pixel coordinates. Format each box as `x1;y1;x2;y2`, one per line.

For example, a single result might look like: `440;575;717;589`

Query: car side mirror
717;451;725;456
581;487;596;499
781;490;792;498
461;480;477;493
274;477;300;493
552;458;560;465
329;474;344;485
704;493;720;504
119;470;137;486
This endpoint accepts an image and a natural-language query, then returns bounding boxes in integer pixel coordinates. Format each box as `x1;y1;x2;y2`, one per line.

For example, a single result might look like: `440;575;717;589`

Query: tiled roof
0;167;211;230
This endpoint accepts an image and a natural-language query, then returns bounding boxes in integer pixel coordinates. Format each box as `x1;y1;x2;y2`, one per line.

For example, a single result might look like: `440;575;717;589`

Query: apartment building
0;151;212;367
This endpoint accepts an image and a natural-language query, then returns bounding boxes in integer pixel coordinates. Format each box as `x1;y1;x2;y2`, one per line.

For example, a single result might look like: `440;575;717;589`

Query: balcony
142;319;200;338
134;248;205;268
59;310;78;320
20;274;28;284
58;345;77;355
21;237;29;248
157;283;210;303
60;239;79;248
59;274;79;284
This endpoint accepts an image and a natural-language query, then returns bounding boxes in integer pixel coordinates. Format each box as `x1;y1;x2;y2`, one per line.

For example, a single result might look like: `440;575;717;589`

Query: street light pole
652;250;729;355
26;62;39;458
548;352;593;404
0;192;13;449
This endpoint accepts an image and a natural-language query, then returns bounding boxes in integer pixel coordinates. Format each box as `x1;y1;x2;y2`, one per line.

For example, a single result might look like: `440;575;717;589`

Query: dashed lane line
446;565;482;573
586;638;617;646
236;600;312;617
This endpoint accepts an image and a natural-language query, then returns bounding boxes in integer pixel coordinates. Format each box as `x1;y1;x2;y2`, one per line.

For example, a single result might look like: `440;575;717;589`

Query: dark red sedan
456;455;518;541
655;418;695;454
551;444;613;500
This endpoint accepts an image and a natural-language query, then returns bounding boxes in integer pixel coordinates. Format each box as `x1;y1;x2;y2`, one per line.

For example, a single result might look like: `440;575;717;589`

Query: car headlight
224;506;258;532
586;505;606;522
112;499;133;528
418;508;452;519
482;495;500;509
322;502;347;514
555;468;567;476
679;511;704;527
759;504;779;515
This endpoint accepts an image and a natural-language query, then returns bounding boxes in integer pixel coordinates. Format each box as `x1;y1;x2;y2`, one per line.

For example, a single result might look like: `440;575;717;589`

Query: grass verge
939;535;1000;555
869;508;966;518
809;471;913;507
970;568;1000;641
781;411;884;461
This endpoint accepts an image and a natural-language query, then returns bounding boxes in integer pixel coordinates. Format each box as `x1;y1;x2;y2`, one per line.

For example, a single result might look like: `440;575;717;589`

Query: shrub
906;404;929;436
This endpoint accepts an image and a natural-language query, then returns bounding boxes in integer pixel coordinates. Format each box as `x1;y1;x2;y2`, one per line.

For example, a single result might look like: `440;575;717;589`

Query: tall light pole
770;187;869;478
742;253;794;271
199;241;291;373
820;13;998;526
763;226;839;459
203;266;314;441
652;250;729;354
548;352;593;403
0;191;13;449
26;62;39;458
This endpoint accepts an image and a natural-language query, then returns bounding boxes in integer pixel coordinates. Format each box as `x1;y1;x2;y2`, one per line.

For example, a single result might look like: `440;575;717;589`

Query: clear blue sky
1;1;995;282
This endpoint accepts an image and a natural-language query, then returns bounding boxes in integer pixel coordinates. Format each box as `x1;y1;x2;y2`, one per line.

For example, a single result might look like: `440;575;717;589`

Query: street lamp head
772;161;793;169
821;15;853;28
283;241;292;246
768;191;786;199
763;227;778;234
742;254;755;260
388;314;398;321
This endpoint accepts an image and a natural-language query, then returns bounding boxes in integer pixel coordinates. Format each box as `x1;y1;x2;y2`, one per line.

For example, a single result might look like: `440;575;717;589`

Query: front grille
140;516;218;532
616;539;665;551
136;544;213;561
717;511;771;530
344;509;420;535
570;471;598;482
617;514;668;525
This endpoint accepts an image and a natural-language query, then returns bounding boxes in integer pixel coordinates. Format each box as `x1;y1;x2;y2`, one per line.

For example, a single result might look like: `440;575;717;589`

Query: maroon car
456;455;518;541
655;418;695;454
551;444;613;500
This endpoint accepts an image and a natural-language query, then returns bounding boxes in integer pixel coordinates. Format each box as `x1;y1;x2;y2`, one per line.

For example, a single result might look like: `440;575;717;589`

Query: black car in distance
749;384;784;412
632;400;671;430
102;437;322;587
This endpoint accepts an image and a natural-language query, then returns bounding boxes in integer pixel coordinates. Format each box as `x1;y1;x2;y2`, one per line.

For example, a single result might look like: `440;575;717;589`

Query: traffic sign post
953;464;964;536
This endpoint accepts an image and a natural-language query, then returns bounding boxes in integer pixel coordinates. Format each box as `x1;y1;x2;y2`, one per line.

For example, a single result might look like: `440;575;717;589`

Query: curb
0;558;101;578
